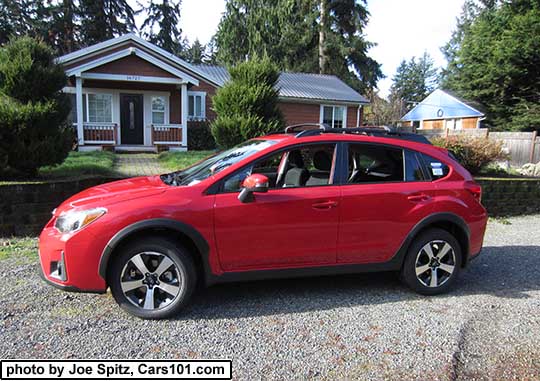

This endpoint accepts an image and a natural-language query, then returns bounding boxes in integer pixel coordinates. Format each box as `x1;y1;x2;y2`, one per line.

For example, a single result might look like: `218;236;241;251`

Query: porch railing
151;124;185;146
75;122;118;145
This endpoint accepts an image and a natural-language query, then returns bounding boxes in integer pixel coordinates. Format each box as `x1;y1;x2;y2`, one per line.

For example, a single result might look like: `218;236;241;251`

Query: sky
136;0;464;98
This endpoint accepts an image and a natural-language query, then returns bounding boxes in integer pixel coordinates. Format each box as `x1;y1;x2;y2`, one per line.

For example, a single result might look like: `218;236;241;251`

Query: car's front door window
222;143;337;193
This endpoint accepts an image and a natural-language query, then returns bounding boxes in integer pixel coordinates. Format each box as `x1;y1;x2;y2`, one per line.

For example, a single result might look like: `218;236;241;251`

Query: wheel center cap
143;273;159;288
430;258;440;268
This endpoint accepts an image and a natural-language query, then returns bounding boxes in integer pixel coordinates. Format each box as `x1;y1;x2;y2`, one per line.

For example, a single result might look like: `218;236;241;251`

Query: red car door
337;144;436;264
213;143;341;271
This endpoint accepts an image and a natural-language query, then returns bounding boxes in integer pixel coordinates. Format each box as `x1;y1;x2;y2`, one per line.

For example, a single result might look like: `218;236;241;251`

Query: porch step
114;145;158;153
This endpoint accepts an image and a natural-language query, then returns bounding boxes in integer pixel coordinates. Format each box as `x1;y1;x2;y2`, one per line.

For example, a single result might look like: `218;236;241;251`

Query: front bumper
38;218;108;292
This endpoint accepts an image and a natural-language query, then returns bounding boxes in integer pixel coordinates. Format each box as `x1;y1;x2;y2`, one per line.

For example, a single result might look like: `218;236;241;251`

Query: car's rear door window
404;150;427;182
347;143;404;183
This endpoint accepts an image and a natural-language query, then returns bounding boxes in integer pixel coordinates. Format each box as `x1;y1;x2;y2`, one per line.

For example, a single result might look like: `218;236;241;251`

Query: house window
321;105;346;128
87;93;112;123
67;93;87;124
188;92;206;120
151;96;166;124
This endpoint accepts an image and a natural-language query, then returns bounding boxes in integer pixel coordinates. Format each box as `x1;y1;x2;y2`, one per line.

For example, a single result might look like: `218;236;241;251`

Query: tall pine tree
140;0;183;54
442;0;540;131
79;0;136;45
213;0;382;94
390;52;439;112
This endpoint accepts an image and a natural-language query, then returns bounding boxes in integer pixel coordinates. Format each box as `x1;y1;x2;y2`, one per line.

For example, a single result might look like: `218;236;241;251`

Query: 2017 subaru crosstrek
39;125;487;319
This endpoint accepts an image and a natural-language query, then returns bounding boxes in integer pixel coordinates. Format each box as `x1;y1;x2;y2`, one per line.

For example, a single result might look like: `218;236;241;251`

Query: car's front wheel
401;228;462;295
108;237;196;319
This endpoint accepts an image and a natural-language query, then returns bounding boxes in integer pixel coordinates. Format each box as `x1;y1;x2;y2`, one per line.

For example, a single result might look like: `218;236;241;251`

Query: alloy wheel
414;240;456;288
120;252;184;310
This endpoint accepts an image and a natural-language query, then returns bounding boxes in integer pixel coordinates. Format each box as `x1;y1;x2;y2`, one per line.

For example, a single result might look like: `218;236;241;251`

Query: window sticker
430;162;443;176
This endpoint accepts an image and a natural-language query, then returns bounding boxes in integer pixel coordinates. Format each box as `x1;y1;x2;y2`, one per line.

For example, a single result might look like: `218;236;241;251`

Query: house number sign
126;75;141;81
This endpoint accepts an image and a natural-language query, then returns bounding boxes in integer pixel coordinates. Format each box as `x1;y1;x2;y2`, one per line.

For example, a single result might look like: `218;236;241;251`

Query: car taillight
465;181;482;203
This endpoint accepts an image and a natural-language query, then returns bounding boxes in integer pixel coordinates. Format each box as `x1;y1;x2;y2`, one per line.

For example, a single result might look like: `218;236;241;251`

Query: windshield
161;139;277;186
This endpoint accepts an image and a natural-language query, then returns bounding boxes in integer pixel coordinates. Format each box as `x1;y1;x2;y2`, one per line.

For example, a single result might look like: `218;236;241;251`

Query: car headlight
55;207;107;233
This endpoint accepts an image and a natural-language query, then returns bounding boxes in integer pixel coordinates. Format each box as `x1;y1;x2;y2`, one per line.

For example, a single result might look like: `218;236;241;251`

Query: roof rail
284;123;330;134
282;123;432;145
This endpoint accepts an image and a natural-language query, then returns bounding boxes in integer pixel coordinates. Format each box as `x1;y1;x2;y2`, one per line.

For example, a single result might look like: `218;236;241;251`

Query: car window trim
211;141;342;195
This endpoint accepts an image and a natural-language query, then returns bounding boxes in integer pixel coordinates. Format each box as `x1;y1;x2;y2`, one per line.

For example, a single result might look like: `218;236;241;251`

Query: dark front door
120;94;144;145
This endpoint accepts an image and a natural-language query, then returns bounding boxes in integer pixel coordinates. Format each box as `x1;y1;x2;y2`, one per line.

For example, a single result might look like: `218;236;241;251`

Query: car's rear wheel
401;228;461;295
109;237;196;319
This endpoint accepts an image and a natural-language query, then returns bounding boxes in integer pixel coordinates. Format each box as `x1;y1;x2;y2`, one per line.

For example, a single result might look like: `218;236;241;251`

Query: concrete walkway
113;154;166;177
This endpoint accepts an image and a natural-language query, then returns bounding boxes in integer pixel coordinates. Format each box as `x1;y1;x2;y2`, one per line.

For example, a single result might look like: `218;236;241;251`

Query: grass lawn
158;150;216;171
38;151;116;179
0;237;37;261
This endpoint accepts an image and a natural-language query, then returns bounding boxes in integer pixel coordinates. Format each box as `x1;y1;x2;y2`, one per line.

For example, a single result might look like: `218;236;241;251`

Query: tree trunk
318;0;328;74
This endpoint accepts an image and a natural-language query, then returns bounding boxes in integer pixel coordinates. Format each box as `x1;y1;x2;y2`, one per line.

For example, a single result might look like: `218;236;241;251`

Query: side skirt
205;256;404;286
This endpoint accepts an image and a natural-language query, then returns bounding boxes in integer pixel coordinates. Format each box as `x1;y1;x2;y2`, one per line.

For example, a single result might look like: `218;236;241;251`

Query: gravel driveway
1;215;539;380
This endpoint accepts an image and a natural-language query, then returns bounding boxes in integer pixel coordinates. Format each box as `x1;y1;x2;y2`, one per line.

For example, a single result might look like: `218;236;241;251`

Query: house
58;34;369;151
400;89;486;131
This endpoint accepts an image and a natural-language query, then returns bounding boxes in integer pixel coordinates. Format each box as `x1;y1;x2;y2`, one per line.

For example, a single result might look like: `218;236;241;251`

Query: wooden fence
400;128;540;166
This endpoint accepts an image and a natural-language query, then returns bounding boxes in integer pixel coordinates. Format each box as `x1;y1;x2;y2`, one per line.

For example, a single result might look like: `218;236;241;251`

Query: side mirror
238;174;269;203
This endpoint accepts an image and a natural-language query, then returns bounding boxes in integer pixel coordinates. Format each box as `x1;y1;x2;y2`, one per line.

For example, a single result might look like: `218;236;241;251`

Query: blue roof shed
401;89;485;121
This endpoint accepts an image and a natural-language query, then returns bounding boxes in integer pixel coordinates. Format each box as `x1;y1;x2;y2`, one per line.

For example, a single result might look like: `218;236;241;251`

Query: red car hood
55;176;167;215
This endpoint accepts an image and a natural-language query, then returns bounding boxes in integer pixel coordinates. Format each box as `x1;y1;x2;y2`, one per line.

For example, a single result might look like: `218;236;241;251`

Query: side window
420;154;450;180
404;150;426;182
221;143;336;192
347;144;404;184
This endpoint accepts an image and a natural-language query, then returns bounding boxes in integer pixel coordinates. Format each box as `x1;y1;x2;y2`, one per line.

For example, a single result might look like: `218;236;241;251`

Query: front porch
68;81;189;152
75;121;186;152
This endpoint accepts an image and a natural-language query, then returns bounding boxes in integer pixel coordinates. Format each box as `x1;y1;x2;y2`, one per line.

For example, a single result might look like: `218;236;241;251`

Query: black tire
108;236;197;319
401;228;462;295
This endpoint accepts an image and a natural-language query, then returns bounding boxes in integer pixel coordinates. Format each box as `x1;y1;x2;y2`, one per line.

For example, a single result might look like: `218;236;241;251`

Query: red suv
39;125;487;319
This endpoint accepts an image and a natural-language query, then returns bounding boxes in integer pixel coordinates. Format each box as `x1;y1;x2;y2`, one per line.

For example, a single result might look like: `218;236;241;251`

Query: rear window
420;154;450;180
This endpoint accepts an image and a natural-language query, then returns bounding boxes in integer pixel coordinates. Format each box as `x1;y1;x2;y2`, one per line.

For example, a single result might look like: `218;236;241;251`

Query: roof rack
283;123;432;145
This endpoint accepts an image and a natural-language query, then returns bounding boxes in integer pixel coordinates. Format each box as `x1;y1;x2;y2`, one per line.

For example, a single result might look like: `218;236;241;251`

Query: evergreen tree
0;0;45;44
211;57;285;148
79;0;136;45
390;52;439;112
48;0;79;54
181;39;207;64
213;0;382;94
442;0;540;131
140;0;183;54
0;37;73;177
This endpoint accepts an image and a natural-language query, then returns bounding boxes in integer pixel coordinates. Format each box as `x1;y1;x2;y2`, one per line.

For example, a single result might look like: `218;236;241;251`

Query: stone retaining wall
476;177;540;216
0;177;121;237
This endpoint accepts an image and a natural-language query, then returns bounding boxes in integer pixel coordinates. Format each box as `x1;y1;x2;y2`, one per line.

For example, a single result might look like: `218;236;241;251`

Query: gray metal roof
194;65;369;104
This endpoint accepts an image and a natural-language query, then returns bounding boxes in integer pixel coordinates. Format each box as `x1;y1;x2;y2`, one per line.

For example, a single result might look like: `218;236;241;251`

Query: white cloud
364;0;464;98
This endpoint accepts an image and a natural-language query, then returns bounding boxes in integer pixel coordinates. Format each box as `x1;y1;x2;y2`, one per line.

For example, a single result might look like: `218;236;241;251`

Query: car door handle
312;201;338;210
407;193;431;203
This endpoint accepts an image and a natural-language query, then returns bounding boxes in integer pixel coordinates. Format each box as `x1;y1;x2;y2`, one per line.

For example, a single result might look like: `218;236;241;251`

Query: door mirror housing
238;174;269;203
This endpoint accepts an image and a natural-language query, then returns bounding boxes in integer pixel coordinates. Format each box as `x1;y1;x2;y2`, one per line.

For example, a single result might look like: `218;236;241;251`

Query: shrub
187;121;216;150
211;57;284;148
0;37;72;178
431;136;507;175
